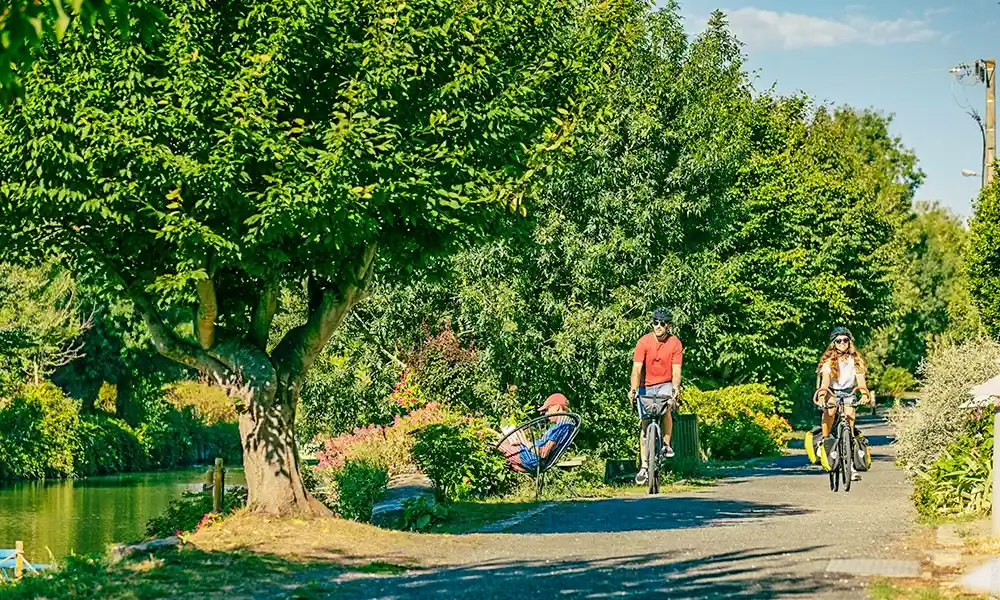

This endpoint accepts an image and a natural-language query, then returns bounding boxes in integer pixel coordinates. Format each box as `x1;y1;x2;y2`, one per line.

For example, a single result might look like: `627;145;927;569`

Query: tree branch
195;276;218;350
249;281;279;351
133;292;229;376
272;244;378;385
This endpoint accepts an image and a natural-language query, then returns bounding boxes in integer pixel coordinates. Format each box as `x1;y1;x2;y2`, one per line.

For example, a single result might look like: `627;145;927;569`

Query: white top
821;356;858;390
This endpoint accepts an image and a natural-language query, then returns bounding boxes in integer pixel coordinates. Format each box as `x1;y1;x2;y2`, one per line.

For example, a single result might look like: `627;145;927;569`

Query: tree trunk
239;382;330;516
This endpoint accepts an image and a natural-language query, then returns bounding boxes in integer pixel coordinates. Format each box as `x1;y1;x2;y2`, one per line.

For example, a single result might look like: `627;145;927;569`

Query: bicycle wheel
841;424;852;492
647;423;660;495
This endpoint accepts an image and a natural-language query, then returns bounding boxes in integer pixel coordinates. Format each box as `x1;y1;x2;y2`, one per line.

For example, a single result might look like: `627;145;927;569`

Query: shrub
0;383;80;480
911;414;992;517
315;402;457;476
889;338;1000;473
411;419;513;501
145;487;249;539
333;459;390;522
399;496;448;531
75;414;147;476
679;384;791;460
877;366;917;398
162;381;238;425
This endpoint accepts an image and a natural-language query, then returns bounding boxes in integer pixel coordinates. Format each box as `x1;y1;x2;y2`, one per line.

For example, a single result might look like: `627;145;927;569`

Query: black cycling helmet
830;326;852;341
652;308;672;324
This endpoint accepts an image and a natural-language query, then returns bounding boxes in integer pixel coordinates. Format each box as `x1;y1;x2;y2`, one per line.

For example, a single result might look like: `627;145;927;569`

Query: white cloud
717;7;939;52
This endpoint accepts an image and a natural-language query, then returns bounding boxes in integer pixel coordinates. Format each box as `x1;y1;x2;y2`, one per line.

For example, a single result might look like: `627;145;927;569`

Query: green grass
915;511;983;527
431;500;544;533
868;580;986;600
351;561;412;574
0;546;416;599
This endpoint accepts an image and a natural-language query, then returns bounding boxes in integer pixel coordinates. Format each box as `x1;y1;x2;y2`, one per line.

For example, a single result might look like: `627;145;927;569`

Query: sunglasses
652;320;669;327
834;337;850;344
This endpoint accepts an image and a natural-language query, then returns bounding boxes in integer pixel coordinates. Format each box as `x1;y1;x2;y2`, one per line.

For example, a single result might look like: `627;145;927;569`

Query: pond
0;468;246;564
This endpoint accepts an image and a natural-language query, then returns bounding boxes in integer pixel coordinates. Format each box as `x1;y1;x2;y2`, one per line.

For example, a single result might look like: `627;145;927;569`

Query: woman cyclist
813;326;874;481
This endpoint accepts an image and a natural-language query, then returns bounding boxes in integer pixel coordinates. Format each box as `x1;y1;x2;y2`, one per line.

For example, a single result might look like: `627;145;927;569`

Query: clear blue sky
677;0;997;220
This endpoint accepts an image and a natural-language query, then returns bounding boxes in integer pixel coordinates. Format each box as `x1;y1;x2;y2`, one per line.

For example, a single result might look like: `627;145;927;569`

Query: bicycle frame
814;387;860;492
638;393;676;495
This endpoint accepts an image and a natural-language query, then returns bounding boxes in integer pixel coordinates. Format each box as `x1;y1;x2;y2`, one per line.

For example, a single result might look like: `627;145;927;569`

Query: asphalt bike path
338;415;914;599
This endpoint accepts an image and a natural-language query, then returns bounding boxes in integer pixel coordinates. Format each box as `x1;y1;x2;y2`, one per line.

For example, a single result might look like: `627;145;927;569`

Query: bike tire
647;423;660;495
841;425;852;492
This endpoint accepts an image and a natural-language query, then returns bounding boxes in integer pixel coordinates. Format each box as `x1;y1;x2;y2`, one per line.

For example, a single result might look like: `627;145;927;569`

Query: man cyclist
814;325;874;481
629;308;683;485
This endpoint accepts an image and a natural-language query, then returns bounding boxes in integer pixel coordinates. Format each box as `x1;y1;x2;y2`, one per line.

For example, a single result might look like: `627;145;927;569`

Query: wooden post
213;458;224;513
14;541;23;581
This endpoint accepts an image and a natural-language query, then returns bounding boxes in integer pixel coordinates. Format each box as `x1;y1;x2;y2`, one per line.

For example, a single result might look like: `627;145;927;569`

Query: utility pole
950;59;996;188
985;58;996;188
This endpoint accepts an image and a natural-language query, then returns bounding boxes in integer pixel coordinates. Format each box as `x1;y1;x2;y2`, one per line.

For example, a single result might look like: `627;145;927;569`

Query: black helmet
830;326;852;341
652;308;672;323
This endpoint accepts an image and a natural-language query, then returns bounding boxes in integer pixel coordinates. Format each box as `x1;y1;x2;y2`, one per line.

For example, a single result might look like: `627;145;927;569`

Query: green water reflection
0;468;245;563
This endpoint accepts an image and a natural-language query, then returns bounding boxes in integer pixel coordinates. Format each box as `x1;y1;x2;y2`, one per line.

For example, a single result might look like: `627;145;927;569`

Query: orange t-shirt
633;333;683;387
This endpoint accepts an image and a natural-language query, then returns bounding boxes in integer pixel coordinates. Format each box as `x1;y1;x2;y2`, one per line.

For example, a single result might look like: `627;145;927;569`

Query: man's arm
630;361;643;402
672;364;682;391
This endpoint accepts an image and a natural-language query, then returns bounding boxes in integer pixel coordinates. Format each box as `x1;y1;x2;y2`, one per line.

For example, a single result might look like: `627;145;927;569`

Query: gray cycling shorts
638;382;674;420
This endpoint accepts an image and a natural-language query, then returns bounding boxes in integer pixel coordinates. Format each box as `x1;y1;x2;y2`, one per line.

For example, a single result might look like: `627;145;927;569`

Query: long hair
817;338;867;382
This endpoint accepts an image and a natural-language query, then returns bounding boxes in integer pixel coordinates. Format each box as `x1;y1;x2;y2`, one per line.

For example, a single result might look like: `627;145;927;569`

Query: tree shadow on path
476;496;814;535
333;546;849;599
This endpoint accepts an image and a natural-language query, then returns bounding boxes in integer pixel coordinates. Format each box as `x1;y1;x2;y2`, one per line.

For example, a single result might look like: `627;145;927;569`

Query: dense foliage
0;0;980;507
0;0;647;513
911;414;992;518
889;339;1000;475
968;179;1000;335
0;381;239;482
680;385;791;460
145;487;249;538
289;5;944;457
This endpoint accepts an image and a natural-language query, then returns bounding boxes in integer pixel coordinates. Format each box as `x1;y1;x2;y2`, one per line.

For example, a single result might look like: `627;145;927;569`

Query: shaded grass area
0;547;344;600
0;530;855;599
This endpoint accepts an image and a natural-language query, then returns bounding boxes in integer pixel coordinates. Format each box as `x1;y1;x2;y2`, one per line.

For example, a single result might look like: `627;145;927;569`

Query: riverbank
0;468;245;562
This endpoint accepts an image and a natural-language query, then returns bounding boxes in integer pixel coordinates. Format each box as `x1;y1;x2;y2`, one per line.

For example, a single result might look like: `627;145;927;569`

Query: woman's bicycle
637;392;677;495
813;386;864;493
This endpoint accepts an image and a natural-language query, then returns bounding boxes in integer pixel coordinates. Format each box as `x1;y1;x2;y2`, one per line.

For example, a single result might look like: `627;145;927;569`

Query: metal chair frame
495;412;582;500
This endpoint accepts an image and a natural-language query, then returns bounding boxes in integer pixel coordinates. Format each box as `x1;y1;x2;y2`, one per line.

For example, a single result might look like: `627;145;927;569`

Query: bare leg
663;411;673;446
822;408;836;437
639;418;649;468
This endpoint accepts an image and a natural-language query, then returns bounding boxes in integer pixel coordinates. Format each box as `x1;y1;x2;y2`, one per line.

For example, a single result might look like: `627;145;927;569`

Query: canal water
0;468;245;564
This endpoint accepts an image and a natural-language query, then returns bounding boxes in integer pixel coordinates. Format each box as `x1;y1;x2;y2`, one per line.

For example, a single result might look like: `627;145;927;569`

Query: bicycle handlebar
813;386;872;409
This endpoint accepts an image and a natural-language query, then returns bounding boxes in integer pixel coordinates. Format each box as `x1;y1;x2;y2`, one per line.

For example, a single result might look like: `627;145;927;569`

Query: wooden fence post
213;458;224;513
14;540;23;581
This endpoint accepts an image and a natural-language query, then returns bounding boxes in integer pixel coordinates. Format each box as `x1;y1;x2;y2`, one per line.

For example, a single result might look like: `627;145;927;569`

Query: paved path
337;416;917;599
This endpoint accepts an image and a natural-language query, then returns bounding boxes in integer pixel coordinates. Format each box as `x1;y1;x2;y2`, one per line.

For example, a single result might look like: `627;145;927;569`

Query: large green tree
968;177;1000;335
0;0;162;102
866;201;982;378
0;262;91;391
0;0;645;513
301;6;925;450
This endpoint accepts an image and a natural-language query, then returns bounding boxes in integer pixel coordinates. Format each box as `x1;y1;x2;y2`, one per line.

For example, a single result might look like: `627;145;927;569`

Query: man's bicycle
813;387;866;492
637;392;677;495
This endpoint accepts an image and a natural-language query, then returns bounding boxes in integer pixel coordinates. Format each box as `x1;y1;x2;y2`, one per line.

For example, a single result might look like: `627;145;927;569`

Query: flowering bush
314;401;457;475
311;402;466;516
680;384;791;460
